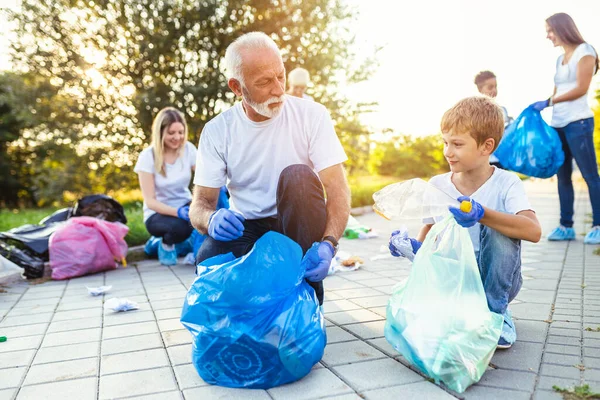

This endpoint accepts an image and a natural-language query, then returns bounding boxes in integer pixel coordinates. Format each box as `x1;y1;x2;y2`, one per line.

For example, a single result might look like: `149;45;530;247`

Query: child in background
474;71;513;168
390;97;542;349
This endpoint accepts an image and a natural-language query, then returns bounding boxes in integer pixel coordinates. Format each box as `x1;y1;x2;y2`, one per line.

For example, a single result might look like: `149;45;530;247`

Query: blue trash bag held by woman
385;215;503;393
495;106;564;178
180;231;326;389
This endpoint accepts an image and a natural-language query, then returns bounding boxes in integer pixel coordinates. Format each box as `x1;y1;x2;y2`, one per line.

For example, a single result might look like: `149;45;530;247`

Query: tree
368;133;449;179
8;0;376;204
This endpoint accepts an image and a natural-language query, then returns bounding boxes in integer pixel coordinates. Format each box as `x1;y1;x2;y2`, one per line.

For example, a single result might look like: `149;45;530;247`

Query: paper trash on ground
104;297;139;312
86;285;112;296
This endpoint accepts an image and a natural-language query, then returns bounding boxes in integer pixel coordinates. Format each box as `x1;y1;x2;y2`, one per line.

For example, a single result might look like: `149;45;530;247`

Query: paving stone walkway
0;179;598;400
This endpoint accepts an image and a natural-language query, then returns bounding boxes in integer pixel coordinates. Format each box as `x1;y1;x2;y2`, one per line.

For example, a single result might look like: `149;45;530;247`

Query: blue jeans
196;165;327;304
476;226;522;315
555;118;600;227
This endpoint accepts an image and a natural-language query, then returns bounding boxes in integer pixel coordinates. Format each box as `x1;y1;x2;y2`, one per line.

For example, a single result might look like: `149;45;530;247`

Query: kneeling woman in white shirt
134;107;197;265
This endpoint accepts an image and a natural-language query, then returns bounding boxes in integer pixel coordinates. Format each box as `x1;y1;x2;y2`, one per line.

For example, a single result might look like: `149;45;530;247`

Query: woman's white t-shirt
134;141;197;222
552;42;598;128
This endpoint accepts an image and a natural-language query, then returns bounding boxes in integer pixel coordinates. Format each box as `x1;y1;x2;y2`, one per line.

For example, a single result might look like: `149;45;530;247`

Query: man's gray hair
224;32;281;84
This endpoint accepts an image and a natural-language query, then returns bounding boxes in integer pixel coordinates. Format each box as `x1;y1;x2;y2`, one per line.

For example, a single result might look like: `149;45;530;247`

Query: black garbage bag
39;208;73;225
72;195;127;224
1;194;127;279
0;222;65;255
0;239;45;279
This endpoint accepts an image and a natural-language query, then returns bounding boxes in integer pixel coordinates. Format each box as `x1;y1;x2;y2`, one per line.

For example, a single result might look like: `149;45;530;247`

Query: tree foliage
368;133;450;179
6;0;376;205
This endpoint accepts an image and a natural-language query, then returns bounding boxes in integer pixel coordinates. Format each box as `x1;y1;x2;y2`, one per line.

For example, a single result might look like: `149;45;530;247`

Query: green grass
0;201;149;247
553;384;600;399
2;175;400;246
349;175;399;208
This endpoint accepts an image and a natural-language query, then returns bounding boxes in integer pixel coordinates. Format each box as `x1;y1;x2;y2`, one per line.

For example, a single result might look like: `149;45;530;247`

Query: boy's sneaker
158;243;177;266
144;236;161;256
497;308;516;349
547;226;576;241
584;226;600;245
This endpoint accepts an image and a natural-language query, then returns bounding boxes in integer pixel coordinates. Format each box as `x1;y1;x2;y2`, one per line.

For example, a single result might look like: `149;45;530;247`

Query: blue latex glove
207;209;245;241
388;230;422;260
177;205;190;222
530;99;549;112
302;241;334;282
448;196;485;228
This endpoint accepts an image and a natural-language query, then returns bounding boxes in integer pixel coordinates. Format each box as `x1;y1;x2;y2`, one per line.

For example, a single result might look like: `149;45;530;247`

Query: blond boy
390;97;542;348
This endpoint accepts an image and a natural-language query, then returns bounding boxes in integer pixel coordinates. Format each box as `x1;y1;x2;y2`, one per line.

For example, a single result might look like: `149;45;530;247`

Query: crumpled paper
328;251;363;276
87;285;112;296
104;297;139;312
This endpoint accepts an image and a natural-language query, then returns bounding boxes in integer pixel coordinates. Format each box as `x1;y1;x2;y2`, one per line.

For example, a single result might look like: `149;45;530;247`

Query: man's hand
302;242;334;282
389;230;422;261
207;209;245;241
449;196;485;228
177;205;190;222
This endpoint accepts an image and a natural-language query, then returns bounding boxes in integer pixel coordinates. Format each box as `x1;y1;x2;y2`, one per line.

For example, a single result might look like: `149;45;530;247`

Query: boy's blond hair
441;96;505;151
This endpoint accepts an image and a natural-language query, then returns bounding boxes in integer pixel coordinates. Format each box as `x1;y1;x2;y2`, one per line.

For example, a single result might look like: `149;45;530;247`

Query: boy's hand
389;230;422;261
449;196;484;228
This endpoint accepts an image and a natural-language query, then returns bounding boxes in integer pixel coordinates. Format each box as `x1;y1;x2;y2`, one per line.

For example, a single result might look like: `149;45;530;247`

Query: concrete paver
0;179;599;399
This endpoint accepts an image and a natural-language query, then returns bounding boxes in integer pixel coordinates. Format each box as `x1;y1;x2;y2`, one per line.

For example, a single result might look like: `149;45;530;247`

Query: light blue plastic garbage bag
385;215;503;393
495;106;564;178
180;231;326;389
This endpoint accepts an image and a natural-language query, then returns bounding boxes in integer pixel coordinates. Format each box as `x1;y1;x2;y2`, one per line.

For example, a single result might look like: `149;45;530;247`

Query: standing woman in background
134;107;197;265
530;13;600;244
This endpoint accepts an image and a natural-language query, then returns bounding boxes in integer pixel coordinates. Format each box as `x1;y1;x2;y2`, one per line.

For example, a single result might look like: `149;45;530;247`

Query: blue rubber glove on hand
389;230;422;261
449;196;485;228
530;99;550;112
177;205;190;222
207;209;245;241
302;241;334;282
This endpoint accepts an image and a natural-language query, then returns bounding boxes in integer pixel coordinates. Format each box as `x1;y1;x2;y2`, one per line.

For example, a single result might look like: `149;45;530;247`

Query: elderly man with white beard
189;32;350;304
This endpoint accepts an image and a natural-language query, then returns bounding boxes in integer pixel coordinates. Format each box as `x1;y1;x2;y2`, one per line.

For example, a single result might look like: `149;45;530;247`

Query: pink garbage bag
49;216;129;280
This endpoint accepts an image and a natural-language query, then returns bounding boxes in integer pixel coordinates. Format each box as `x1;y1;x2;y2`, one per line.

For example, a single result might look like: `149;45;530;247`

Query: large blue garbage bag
495;106;564;178
180;231;326;389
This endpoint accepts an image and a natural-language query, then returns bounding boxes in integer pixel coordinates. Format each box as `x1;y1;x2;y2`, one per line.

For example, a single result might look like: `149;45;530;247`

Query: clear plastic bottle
373;178;471;221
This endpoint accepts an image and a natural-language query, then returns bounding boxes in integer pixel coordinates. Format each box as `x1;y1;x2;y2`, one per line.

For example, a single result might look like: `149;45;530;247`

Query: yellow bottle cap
460;200;472;213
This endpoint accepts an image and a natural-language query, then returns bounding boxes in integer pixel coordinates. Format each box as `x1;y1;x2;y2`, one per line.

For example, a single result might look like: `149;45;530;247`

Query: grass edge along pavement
0;175;399;247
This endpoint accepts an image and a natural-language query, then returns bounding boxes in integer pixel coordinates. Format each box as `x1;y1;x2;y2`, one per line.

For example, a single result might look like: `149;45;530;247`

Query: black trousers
196;164;327;304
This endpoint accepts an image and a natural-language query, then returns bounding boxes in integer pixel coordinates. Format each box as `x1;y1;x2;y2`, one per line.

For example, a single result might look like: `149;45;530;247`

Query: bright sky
1;0;599;138
345;0;600;136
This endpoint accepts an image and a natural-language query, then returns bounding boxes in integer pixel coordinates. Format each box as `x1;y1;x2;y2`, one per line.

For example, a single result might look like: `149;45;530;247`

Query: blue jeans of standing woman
555;118;600;228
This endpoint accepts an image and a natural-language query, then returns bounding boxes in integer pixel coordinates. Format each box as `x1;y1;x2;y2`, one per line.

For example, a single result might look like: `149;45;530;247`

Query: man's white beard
242;87;285;119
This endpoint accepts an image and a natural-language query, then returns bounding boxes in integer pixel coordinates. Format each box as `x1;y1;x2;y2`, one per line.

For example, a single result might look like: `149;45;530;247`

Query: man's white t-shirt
552;42;597;128
134;141;197;222
428;167;533;252
194;95;347;219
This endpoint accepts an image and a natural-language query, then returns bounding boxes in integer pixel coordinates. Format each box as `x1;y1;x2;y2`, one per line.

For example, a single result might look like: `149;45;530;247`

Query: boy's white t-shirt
194;95;347;219
428;167;533;252
134;141;197;222
552;42;597;128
